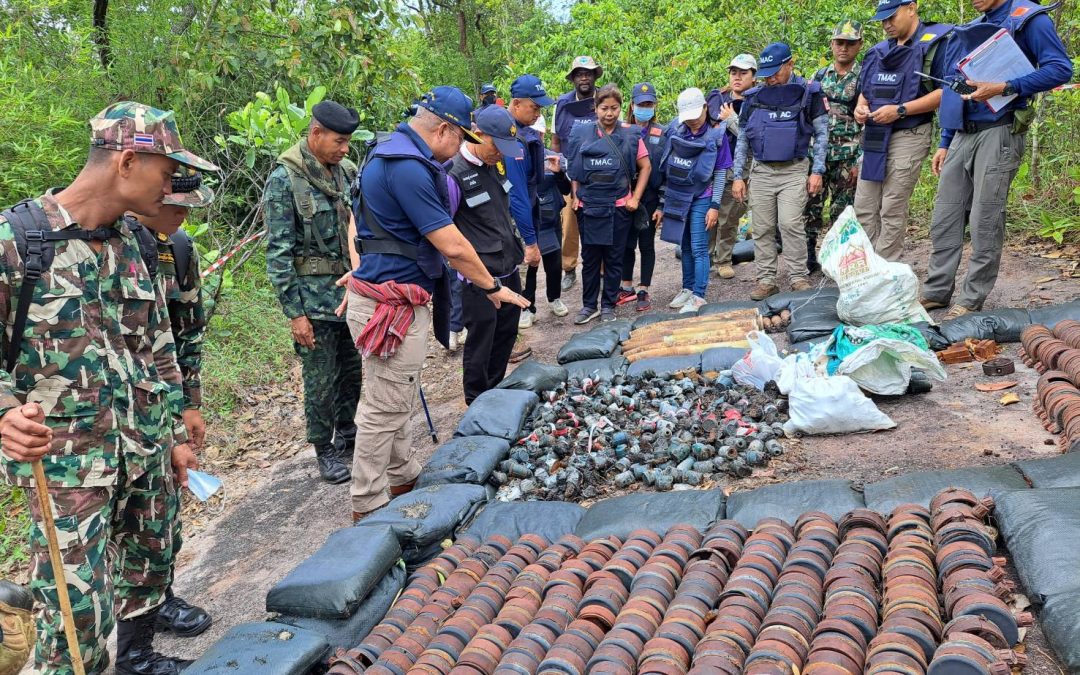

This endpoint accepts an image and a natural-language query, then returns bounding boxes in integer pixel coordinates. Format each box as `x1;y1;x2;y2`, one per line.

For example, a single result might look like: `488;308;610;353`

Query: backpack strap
122;216;159;279
169;229;196;292
351;133;423;261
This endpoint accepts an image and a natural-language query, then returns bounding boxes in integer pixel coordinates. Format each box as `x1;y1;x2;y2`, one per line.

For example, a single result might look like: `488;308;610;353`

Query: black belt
962;112;1014;135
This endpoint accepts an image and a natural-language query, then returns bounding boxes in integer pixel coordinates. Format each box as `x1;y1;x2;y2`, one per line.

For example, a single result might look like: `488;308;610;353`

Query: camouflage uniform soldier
0;102;216;675
805;20;864;273
264;101;362;484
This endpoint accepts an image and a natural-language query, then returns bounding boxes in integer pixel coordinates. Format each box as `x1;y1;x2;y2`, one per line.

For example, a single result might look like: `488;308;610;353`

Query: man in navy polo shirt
343;86;528;521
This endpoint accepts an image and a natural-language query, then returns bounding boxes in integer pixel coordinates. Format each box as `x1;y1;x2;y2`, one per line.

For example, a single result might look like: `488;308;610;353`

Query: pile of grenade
492;370;789;502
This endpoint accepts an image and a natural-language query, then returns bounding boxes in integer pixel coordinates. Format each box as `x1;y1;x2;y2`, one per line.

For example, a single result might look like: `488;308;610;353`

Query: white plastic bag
832;334;947;396
732;331;784;390
779;353;896;435
820;206;932;327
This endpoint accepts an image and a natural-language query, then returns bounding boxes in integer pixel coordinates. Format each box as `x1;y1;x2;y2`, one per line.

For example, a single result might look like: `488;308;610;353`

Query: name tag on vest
502;180;512;193
649;136;661;145
466;192;492;207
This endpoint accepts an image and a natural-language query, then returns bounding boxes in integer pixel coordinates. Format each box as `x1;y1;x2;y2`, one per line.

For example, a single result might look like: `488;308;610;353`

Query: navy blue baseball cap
756;42;793;78
480;83;497;94
510;75;555;106
632;82;657;104
416;86;482;144
473;106;525;160
872;0;915;20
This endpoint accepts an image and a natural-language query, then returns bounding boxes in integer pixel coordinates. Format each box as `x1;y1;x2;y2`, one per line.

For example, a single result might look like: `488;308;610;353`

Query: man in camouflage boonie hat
90;101;219;172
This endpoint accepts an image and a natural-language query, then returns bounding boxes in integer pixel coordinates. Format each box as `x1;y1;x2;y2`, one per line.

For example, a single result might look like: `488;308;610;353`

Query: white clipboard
958;28;1035;113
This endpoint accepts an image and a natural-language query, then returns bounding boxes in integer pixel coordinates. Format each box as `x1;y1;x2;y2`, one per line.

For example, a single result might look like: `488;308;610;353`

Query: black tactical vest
448;156;524;277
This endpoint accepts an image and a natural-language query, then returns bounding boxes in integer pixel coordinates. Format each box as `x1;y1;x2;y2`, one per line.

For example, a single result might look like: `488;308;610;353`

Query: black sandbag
1027;300;1080;330
863;464;1028;515
415;436;511;489
627;354;702;378
726;479;866;530
698;300;759;316
276;563;405;662
732;238;755;264
912;322;950;351
575;489;725;542
557;326;621;364
1012;453;1080;489
938;308;1032;344
700;347;748;372
459;501;586;543
632;312;682;330
787;295;841;344
761;286;839;315
565;356;629;383
608;319;633;342
496;360;568;394
454;389;539;441
995;487;1080;604
265;525;400;619
1033;588;1080;671
184;622;330;675
359;484;489;566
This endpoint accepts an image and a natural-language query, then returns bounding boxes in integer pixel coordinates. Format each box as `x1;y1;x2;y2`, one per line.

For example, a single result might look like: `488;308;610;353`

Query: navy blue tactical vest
567;121;638;246
742;78;819;163
554;91;597;150
448;156;523;277
516;124;546;227
659;124;726;244
637;121;668;194
536;165;566;255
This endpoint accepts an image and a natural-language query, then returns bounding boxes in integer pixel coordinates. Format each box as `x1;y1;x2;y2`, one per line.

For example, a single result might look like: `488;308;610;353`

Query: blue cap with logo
416;86;483;144
473;106;525;160
871;0;915;21
756;42;793;78
510;75;555;107
632;82;657;104
480;83;497;94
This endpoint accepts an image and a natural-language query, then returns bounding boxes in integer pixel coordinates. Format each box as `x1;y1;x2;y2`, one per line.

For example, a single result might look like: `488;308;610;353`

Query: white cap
531;114;546;134
729;53;758;71
677;88;706;123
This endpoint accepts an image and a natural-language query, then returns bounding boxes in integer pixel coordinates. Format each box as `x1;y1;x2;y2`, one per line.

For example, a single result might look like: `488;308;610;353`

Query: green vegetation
0;484;29;577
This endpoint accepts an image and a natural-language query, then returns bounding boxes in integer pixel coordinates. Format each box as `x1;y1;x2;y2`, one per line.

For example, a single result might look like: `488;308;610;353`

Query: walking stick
31;459;86;675
418;385;438;444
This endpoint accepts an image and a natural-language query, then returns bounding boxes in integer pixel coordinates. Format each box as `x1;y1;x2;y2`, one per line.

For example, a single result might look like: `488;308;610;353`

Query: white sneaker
457;328;468;345
679;295;707;313
519;311;535;330
669;289;694;309
447;332;460;353
550;299;569;317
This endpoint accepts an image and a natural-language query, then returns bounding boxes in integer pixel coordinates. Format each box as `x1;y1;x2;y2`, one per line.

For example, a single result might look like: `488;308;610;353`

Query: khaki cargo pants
560;195;580;273
749;158;810;286
345;293;425;514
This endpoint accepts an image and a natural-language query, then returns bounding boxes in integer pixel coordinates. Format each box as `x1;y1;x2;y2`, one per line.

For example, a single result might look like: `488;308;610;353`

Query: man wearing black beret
264;99;364;484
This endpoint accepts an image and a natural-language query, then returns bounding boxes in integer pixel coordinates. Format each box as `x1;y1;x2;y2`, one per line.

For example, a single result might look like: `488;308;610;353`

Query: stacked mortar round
326;489;1031;675
1024;320;1080;452
494;371;788;502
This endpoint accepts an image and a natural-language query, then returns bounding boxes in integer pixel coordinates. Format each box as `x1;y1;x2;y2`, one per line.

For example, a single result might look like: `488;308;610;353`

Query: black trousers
581;207;631;312
523;249;562;313
462;272;522;404
622;221;656;287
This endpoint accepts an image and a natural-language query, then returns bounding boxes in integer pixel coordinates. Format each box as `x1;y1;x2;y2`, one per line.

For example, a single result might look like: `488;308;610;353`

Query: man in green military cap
804;19;864;273
264;100;362;484
0;100;215;674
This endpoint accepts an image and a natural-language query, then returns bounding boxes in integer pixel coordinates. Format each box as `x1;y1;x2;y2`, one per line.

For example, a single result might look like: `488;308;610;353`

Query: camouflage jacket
815;62;863;162
263;152;356;323
0;193;188;489
154;231;204;410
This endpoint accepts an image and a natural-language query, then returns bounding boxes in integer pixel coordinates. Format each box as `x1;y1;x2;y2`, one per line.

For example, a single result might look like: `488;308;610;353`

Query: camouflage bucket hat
163;167;215;208
90;101;219;172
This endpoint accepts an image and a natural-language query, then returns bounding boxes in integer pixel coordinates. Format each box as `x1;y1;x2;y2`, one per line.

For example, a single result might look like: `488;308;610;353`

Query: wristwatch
897;104;908;120
482;277;503;295
1002;82;1017;97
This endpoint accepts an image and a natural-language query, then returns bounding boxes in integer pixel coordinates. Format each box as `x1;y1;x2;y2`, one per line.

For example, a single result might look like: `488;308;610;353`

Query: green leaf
305;86;327;111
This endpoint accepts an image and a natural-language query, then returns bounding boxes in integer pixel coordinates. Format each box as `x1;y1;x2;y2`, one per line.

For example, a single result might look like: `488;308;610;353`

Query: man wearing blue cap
732;42;829;300
923;0;1072;319
506;74;558;328
447;106;529;403
345;86;528;521
852;0;953;262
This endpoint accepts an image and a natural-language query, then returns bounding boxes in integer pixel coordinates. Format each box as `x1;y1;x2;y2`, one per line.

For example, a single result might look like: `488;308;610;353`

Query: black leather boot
155;588;212;637
116;610;192;675
806;234;821;275
332;427;356;477
316;443;349;484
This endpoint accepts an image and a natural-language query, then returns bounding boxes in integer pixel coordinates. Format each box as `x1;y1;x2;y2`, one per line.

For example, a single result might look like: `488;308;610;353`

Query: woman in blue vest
566;84;652;324
616;82;666;313
660;88;733;314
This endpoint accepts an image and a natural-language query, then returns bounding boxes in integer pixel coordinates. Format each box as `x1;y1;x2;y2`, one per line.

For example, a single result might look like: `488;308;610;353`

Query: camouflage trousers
804;156;859;239
27;454;179;675
295;319;362;447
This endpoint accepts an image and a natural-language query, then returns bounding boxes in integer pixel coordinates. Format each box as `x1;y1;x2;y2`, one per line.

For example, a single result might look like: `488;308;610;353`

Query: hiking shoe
574;307;599;325
616;288;637;306
715;264;736;279
669;288;694;309
600;308;617;322
679;295;707;314
791;279;812;292
920;297;948;311
550;299;569;317
635;290;652;312
750;283;780;301
561;269;577;291
944;304;974;320
518;311;535;330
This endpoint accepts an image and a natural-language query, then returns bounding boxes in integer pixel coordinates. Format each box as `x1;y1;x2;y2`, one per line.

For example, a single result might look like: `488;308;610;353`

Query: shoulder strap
170;229;196;292
814;66;828;82
123;216;159;279
3;200;50;373
284;168;333;259
351;134;421;261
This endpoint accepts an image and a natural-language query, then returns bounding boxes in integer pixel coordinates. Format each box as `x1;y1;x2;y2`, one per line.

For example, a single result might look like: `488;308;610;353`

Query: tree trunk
93;0;111;68
456;9;468;53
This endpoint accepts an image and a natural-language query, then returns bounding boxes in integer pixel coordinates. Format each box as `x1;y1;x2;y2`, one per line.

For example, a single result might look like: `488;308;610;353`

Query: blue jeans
680;198;712;299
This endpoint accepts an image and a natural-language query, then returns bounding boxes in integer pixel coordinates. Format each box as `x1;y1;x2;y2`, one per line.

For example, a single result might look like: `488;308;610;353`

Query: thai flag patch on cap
134;133;155;146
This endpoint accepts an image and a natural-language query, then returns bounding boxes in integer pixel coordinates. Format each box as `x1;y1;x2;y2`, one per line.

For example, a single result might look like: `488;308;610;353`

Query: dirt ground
28;233;1079;672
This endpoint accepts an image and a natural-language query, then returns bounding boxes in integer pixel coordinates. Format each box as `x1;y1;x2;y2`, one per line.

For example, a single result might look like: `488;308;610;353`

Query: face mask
634;106;655;122
186;470;225;511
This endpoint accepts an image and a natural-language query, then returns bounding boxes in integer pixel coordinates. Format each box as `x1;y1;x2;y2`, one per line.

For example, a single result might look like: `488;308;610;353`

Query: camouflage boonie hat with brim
90;101;219;172
163;167;215;208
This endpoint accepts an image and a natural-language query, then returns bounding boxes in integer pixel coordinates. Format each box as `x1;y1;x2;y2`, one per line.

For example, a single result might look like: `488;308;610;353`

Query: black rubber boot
332;427;356;476
806;235;821;275
316;443;349;484
116;610;192;675
155;588;212;638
